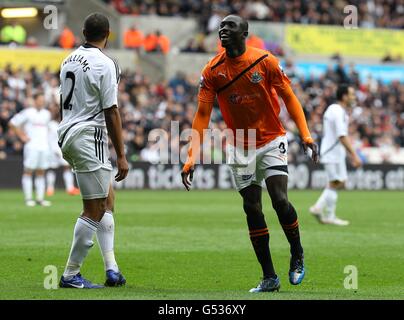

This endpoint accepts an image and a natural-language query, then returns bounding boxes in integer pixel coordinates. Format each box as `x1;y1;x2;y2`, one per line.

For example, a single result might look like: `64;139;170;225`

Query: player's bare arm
104;106;129;181
9;123;29;143
339;135;362;168
181;101;213;191
278;85;319;163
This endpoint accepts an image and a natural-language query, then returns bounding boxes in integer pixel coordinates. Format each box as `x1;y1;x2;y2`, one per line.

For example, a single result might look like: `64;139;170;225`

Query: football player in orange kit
181;15;319;293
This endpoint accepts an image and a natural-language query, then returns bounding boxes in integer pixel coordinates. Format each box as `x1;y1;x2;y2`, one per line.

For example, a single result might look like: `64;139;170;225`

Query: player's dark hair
83;13;110;42
33;92;44;100
336;83;350;101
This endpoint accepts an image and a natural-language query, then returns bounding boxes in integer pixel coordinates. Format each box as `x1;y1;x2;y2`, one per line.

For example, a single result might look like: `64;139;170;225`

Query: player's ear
242;31;248;40
82;28;86;39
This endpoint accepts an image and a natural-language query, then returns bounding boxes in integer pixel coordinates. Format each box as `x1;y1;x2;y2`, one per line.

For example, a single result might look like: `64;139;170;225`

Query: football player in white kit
46;106;80;196
9;93;52;207
310;84;362;226
58;13;129;288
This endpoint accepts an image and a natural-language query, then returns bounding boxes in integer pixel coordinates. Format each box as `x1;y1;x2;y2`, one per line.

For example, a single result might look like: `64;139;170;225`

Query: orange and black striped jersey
198;46;291;148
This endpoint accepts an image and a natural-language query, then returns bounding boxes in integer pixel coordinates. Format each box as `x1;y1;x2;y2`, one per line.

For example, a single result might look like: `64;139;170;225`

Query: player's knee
36;170;45;176
106;188;115;212
98;200;107;215
329;181;344;189
272;198;289;215
243;201;262;216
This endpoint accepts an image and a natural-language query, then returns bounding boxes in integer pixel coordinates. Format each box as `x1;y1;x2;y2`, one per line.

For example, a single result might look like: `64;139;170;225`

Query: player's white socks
324;188;338;220
63;170;75;191
22;174;33;201
63;216;99;279
46;171;56;190
314;188;329;211
96;211;119;272
35;175;46;202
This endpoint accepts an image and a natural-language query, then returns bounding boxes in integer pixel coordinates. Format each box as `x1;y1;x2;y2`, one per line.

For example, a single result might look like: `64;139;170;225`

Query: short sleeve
198;64;216;103
266;55;291;94
10;110;27;127
99;59;119;109
335;108;348;137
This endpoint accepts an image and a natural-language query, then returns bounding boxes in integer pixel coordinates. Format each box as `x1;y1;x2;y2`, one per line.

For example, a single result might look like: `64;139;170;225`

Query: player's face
347;87;356;107
218;16;246;47
35;95;45;109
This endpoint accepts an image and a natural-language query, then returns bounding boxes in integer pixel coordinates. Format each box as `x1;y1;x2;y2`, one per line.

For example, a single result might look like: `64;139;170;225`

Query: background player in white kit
9;93;52;207
46;106;80;196
310;84;362;226
58;13;129;288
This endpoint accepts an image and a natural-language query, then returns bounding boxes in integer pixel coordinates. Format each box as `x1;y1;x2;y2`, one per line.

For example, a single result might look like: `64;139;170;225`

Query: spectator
0;21;27;45
104;1;403;31
207;5;227;34
58;26;76;49
143;32;158;52
123;24;144;50
25;36;39;48
245;0;271;20
246;33;265;50
181;33;207;53
155;30;170;54
0;58;403;163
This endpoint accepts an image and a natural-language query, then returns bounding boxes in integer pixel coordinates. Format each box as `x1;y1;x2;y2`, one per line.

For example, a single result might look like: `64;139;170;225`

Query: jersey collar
82;43;102;50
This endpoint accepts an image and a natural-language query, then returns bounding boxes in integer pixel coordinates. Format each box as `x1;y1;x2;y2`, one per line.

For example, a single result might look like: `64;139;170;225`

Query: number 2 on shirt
63;71;76;110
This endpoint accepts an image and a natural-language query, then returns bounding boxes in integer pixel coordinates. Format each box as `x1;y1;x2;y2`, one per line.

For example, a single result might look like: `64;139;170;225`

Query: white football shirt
9;107;51;151
320;103;349;163
48;120;59;152
57;43;120;147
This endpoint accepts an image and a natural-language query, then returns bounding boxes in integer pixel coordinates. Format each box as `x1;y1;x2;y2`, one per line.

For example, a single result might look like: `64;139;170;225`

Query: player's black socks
246;214;276;279
273;200;304;257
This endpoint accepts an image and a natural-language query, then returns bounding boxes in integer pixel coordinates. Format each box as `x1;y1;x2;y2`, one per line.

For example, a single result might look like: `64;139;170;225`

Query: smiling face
218;15;248;48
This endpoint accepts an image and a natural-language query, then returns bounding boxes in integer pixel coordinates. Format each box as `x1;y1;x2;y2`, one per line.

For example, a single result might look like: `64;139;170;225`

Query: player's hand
302;140;319;164
181;167;194;191
351;154;362;168
20;135;30;143
115;156;129;182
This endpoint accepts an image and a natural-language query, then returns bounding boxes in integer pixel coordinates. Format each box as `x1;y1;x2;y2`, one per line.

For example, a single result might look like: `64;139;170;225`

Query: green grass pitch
0;189;403;300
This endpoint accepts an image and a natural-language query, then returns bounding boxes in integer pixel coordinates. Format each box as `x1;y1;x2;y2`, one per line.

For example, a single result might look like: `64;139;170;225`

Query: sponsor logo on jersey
229;93;242;104
251;71;263;83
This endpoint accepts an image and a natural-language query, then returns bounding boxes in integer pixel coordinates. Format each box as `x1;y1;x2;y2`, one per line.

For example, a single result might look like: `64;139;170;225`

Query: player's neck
338;101;348;110
225;43;246;58
85;41;105;50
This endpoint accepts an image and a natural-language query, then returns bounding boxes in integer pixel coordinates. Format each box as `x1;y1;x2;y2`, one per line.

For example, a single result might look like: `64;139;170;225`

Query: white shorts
23;147;49;170
61;126;112;173
75;169;111;200
61;126;112;199
227;135;288;191
48;150;69;169
324;162;348;182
